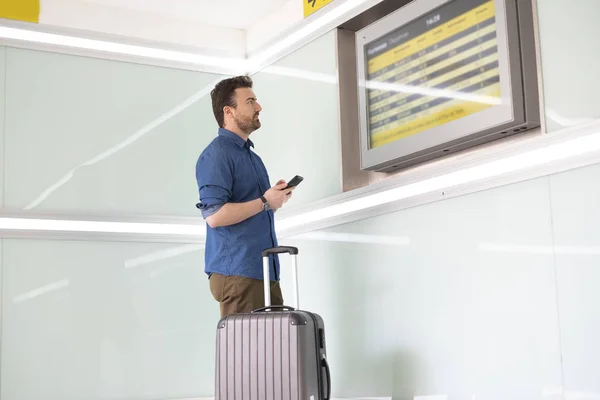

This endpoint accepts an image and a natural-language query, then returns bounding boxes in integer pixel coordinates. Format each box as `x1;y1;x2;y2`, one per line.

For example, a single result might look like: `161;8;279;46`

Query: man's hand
276;179;294;206
264;181;295;210
275;179;294;203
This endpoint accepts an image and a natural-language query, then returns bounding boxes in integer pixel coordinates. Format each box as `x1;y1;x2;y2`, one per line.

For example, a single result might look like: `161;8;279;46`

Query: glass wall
1;240;214;400
275;161;600;399
537;0;600;132
0;30;343;400
0;46;5;208
279;172;563;399
250;31;342;206
4;160;597;399
3;46;225;216
549;163;600;398
1;6;600;397
0;32;341;217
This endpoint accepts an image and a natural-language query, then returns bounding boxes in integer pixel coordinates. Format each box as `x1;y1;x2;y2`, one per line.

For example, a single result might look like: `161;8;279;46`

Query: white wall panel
4;47;224;216
1;239;217;400
251;31;342;208
0;46;5;208
280;176;564;399
549;163;600;400
537;0;600;132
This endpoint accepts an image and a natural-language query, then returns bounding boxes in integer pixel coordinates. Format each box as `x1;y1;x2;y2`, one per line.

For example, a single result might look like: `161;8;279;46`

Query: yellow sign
304;0;334;18
0;0;40;23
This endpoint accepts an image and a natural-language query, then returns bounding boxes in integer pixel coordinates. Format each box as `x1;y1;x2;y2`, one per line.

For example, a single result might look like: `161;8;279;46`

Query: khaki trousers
209;273;284;318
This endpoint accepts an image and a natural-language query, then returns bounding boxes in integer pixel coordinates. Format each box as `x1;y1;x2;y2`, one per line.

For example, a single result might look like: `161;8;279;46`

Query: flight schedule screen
365;0;500;149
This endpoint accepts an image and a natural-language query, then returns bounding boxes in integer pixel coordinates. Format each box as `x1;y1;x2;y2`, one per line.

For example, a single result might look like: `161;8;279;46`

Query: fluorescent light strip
479;242;600;255
247;0;370;69
262;65;338;84
3;130;600;236
0;26;245;71
0;0;372;74
0;217;204;236
291;231;410;245
122;232;408;270
277;130;600;232
414;396;447;400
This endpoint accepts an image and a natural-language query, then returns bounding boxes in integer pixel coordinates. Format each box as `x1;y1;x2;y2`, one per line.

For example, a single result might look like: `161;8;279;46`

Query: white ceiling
77;0;285;29
1;0;384;76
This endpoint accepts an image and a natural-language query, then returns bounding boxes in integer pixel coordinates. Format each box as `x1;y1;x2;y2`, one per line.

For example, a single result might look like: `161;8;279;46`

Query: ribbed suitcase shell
215;309;328;400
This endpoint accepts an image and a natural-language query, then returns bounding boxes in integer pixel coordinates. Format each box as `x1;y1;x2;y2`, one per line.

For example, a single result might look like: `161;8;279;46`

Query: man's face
232;87;262;134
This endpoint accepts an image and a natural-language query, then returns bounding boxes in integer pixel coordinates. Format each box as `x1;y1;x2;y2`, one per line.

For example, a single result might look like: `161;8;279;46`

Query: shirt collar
218;128;254;149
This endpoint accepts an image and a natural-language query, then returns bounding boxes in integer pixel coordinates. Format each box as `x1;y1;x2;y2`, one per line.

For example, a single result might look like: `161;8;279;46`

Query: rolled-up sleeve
195;146;233;220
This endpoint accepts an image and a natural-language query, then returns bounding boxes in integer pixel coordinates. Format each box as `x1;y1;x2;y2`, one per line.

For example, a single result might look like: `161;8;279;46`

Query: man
195;76;295;318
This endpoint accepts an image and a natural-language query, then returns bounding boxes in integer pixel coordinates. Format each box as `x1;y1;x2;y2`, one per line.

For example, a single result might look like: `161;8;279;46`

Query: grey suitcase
214;246;331;400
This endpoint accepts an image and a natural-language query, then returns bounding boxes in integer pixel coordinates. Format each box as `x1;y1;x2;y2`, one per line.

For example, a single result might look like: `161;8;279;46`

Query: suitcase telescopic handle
262;246;300;310
261;246;298;256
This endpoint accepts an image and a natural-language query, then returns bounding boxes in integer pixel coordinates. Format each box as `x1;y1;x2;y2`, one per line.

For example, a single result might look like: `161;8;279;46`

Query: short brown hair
210;76;254;128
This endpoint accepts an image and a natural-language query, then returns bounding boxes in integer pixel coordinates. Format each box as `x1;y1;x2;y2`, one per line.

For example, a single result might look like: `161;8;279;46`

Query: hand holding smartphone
283;175;303;190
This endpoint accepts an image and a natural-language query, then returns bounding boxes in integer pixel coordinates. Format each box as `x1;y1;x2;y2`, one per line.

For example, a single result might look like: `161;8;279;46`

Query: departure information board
365;0;500;149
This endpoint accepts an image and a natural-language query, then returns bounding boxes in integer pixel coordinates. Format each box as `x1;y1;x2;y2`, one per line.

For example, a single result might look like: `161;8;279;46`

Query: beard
235;113;261;134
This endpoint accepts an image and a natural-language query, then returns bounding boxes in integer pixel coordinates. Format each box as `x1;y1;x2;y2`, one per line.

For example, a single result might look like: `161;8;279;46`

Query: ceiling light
0;217;204;236
276;129;600;233
479;242;600;255
290;231;410;245
0;26;245;73
0;0;372;74
247;0;372;71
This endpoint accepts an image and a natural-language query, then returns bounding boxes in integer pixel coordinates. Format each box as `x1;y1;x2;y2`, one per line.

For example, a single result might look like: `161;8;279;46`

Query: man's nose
255;102;262;112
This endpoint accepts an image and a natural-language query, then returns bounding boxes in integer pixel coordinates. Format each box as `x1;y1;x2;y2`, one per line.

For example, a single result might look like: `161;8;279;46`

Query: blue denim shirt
195;128;280;281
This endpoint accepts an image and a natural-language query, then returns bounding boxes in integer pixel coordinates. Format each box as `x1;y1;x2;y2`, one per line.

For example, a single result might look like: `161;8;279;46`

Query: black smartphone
284;175;303;189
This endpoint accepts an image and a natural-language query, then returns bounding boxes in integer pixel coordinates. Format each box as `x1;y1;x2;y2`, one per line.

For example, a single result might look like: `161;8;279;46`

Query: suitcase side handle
322;356;331;400
261;246;298;257
262;246;300;310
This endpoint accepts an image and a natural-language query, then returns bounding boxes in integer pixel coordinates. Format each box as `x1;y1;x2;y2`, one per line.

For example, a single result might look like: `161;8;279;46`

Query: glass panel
4;46;225;216
0;46;5;208
0;239;3;395
537;1;600;132
549;163;600;398
4;31;343;217
278;176;563;399
1;239;217;400
250;30;342;207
